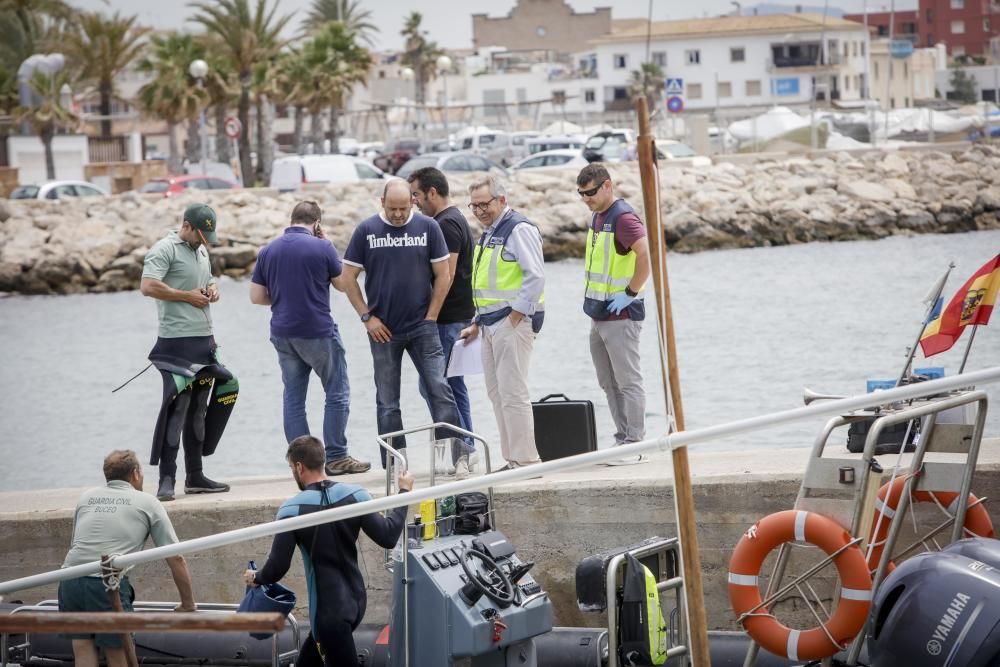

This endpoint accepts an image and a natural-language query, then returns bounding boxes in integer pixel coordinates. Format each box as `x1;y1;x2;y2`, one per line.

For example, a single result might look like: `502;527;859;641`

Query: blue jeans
418;320;475;451
271;333;350;461
369;319;464;467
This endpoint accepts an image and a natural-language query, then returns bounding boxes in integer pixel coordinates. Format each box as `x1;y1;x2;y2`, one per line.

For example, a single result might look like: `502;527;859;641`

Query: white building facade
577;14;871;113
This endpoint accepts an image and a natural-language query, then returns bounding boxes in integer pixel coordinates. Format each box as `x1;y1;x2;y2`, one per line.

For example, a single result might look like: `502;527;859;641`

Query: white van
269;155;384;192
526;135;585;156
460;131;511;165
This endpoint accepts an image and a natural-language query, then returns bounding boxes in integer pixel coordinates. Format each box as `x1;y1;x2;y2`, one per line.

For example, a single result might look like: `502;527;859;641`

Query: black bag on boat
454;492;491;535
618;552;667;665
846;417;918;455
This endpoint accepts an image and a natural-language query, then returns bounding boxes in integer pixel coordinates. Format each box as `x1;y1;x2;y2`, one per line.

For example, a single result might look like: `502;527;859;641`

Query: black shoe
157;476;175;502
184;473;230;494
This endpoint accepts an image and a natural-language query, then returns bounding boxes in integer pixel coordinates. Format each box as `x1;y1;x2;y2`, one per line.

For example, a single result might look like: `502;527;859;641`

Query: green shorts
57;575;135;648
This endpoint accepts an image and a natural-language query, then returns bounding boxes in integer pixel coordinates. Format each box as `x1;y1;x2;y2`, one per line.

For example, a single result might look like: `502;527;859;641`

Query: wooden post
0;612;287;634
102;556;138;667
634;96;711;667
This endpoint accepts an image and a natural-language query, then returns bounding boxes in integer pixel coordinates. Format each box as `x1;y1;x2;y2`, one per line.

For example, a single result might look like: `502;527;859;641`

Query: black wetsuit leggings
296;622;358;667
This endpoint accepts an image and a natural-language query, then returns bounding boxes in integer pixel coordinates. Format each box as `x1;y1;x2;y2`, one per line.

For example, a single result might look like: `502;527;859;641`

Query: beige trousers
481;317;541;465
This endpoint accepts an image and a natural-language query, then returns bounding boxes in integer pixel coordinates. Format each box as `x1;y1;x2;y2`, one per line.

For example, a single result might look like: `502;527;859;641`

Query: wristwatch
624;286;638;297
360;312;372;323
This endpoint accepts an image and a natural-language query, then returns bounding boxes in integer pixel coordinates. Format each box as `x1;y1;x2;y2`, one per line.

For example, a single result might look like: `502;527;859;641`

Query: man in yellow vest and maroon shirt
576;163;651;465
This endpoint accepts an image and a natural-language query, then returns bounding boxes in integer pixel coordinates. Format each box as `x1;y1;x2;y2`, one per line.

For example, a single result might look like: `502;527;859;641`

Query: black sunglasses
577;180;608;197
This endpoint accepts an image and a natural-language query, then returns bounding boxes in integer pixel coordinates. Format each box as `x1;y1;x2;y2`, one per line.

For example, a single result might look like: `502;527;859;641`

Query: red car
139;174;241;197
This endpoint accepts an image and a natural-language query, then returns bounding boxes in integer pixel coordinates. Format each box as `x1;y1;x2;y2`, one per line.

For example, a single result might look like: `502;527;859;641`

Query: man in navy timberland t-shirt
341;179;463;468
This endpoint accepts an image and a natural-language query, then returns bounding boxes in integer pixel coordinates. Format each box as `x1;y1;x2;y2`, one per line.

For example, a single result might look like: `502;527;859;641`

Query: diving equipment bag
619;552;667;665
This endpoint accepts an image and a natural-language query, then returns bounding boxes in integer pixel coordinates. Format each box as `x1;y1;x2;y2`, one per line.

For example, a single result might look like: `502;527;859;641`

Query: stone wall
0;166;18;198
2;145;1000;295
84;160;168;194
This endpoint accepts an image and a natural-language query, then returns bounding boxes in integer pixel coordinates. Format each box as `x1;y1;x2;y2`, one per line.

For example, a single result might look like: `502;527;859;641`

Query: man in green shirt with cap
141;203;238;501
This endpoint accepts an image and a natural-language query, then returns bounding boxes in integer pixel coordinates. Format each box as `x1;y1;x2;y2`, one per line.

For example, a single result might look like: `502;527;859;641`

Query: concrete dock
2;439;998;630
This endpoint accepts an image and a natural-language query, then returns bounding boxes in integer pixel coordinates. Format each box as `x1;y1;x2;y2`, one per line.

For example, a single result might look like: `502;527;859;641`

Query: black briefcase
532;393;597;462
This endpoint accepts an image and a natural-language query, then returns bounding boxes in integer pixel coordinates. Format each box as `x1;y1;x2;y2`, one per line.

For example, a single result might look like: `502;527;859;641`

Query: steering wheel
459;548;515;607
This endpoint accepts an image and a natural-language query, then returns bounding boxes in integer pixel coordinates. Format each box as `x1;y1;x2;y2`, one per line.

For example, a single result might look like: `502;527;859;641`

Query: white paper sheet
447;336;483;377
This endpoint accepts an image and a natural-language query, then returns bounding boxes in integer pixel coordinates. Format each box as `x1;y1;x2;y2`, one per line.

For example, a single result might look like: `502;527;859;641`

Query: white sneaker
448;448;478;476
606;454;645;466
452;454;471;480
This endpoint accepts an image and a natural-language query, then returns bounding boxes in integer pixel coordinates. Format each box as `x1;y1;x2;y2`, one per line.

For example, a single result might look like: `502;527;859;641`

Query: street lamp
436;55;452;146
188;58;209;175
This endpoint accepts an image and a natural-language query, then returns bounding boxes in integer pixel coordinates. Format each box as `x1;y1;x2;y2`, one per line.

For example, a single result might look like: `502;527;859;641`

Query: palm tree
251;57;281;183
305;21;371;154
200;49;236;164
628;62;665;111
15;69;78;179
190;0;292;185
305;0;378;47
400;11;443;107
137;33;210;173
271;49;312;153
63;11;149;136
0;0;76;73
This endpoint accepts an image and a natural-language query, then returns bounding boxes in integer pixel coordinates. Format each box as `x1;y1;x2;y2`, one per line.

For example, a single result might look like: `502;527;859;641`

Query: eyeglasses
468;197;497;212
577;180;608;198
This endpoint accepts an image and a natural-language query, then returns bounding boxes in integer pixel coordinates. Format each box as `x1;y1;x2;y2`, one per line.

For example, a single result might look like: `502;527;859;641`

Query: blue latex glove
606;291;636;314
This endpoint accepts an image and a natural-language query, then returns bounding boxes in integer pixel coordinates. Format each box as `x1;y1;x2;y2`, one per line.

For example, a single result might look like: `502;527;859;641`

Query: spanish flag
920;253;1000;357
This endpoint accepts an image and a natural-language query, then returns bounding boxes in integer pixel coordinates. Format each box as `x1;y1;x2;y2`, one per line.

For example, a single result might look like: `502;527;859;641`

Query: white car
511;149;588;172
269;155;385;192
10;180;109;200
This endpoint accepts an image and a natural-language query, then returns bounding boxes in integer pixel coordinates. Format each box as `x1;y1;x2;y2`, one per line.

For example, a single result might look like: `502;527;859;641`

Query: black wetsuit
254;480;407;667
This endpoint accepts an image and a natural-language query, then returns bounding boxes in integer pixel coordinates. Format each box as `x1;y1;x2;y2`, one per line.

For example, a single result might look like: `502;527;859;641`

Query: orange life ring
866;476;995;571
728;510;872;661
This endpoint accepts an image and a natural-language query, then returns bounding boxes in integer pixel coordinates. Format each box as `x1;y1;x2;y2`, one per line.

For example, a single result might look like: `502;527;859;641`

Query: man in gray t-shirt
58;450;195;666
141;203;236;501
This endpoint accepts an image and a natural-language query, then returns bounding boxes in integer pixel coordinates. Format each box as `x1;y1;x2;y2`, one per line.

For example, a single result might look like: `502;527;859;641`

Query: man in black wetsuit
244;435;413;666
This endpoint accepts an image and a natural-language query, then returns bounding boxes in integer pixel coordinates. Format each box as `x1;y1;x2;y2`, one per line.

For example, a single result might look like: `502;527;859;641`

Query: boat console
387;527;554;666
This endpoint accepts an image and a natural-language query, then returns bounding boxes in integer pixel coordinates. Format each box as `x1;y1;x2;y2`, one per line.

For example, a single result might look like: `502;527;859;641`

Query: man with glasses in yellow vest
576;164;650;465
460;176;545;471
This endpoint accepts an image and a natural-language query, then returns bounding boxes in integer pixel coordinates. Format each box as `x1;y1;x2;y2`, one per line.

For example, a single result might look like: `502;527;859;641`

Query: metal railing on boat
0;366;998;667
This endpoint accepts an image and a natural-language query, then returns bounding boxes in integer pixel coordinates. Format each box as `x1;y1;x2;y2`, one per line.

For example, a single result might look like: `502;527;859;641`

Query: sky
66;0;917;52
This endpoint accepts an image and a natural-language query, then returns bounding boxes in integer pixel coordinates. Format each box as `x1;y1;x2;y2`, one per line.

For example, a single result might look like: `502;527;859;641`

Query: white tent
541;120;583;135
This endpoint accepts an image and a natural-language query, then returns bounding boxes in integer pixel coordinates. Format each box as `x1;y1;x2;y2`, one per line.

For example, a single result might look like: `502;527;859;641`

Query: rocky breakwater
1;144;999;296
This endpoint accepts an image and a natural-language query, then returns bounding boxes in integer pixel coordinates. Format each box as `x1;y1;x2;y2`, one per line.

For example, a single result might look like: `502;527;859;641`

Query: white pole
884;0;896;141
2;366;999;598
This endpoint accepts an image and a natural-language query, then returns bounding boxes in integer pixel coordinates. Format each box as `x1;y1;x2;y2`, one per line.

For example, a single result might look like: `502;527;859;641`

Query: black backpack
454;492;491;535
619;552;667;665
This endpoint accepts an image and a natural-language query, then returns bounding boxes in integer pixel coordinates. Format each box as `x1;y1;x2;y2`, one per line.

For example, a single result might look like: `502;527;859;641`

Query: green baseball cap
183;203;219;244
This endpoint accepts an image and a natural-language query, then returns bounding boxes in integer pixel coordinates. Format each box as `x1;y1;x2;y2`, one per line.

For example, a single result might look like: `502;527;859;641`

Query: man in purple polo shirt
250;201;371;475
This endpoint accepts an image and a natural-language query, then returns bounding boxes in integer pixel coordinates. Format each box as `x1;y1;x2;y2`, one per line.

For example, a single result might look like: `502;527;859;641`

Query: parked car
269;154;385;192
182;161;239;182
510;149;589;172
459;130;511;165
526;135;585;156
427;139;459;153
10;180;109;200
139;174;240;197
506;131;541;165
395;151;509;180
372;138;423;174
659;140;712;167
582;129;635;163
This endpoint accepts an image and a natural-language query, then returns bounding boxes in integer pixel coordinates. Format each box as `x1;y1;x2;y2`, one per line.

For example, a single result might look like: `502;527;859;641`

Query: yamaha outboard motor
867;538;1000;667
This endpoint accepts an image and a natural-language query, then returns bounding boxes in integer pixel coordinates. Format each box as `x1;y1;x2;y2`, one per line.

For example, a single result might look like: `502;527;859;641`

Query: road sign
223;116;242;139
666;96;684;113
665;78;684;95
